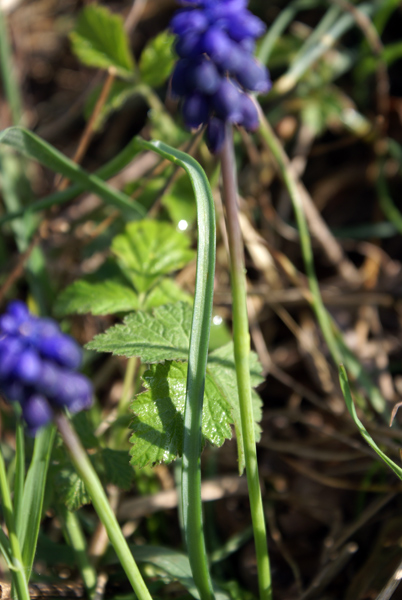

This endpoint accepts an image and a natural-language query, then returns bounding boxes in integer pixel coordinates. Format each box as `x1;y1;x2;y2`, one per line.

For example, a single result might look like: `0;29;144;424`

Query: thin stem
55;412;153;600
59;504;97;599
220;124;272;600
13;419;25;535
0;7;23;124
0;451;30;600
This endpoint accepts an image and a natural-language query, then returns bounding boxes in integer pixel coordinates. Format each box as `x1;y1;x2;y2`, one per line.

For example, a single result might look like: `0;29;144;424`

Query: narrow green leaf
139;31;176;87
87;302;192;362
0;127;145;218
70;4;135;78
339;365;402;481
111;219;195;294
18;425;56;578
129;361;233;467
55;279;139;316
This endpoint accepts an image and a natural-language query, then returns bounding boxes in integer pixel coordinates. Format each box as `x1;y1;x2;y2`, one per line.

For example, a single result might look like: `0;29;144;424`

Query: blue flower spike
0;301;93;435
170;0;271;153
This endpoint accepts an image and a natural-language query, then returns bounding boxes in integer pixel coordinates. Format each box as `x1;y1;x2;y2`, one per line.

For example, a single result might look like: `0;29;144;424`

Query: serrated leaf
101;449;134;490
111;220;195;293
129;361;233;467
208;344;263;474
56;467;91;512
143;278;192;310
139;31;176;87
87;302;192;362
55;279;139;316
70;4;135;78
72;413;99;449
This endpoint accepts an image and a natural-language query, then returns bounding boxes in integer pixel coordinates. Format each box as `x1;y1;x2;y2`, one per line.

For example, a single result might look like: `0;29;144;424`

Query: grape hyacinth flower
169;0;271;153
0;301;93;435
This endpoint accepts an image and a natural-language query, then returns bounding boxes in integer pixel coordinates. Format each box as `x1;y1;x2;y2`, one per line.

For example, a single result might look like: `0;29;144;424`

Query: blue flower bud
37;335;83;370
234;56;271;93
0;301;93;434
206;118;226;153
13;348;42;384
187;58;221;95
22;395;53;435
7;300;29;322
171;59;192;97
171;9;209;36
212;79;243;122
238;93;259;130
182;92;210;129
175;32;203;58
226;12;266;41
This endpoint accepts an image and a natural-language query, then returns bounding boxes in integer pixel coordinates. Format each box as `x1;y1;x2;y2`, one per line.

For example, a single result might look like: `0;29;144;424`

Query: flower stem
0;450;30;600
220;124;272;600
55;412;153;600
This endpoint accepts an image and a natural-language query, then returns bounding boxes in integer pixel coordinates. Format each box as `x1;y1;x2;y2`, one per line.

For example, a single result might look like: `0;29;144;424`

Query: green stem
0;7;23;124
136;138;217;600
13;420;25;535
258;113;389;418
258;115;341;363
59;504;97;599
55;412;153;600
220;125;272;600
0;451;30;600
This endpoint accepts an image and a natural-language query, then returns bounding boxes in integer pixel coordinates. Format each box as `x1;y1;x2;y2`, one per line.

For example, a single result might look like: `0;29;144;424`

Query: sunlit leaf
70;4;134;78
139;31;176;87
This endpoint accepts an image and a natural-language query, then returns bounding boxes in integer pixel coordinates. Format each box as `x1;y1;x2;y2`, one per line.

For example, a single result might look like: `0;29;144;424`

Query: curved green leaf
0;127;145;218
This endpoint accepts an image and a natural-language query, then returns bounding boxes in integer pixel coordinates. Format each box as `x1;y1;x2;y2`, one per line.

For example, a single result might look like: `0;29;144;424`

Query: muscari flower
169;0;271;153
0;301;93;435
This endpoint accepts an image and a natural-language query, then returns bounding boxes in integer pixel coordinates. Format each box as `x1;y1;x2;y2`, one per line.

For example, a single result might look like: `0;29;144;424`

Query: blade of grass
0;8;23;124
0;127;145;219
13;420;25;535
0;450;30;600
17;425;56;580
136;137;217;600
339;365;402;480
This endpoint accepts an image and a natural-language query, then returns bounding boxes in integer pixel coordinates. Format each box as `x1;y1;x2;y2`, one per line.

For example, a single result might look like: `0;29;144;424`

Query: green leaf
129;361;233;467
101;449;134;490
0;127;145;218
87;301;192;362
56;466;91;512
208;344;263;474
70;4;134;78
139;31;176;87
18;425;56;579
55;279;139;316
143;278;192;310
130;546;231;600
111;219;195;293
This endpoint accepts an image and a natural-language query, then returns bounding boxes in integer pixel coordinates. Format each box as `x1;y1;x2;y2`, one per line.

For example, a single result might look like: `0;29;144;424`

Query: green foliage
70;4;134;79
111;219;195;294
101;449;134;490
139;31;176;87
56;220;193;316
88;301;264;470
56;279;140;316
130;361;233;467
87;302;192;362
161;175;197;226
56;466;91;512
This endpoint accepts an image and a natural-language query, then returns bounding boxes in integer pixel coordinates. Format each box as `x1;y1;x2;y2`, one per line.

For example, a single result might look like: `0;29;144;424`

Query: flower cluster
170;0;271;153
0;301;93;435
